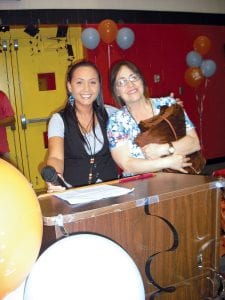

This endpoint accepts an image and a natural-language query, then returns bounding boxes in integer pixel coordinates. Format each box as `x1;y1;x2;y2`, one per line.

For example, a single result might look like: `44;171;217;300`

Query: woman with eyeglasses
107;60;201;177
45;60;119;192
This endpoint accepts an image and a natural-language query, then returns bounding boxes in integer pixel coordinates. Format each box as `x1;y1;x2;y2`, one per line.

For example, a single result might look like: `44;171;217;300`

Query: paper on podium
55;184;135;205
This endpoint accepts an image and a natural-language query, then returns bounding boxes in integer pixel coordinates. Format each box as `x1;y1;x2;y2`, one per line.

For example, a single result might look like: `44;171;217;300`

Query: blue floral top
107;97;194;160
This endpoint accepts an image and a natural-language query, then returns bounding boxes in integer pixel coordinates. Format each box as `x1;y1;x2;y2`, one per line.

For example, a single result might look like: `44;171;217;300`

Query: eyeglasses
116;74;141;88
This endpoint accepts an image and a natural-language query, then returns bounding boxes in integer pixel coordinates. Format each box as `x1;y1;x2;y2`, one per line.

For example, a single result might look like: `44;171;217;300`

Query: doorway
0;25;84;192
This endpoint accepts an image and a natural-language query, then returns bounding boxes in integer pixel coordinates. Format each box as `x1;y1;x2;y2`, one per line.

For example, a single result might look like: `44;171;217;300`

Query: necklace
77;110;97;184
77;113;93;134
84;132;96;184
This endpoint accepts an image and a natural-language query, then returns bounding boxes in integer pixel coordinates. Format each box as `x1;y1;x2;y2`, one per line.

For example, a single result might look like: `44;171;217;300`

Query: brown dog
135;104;206;174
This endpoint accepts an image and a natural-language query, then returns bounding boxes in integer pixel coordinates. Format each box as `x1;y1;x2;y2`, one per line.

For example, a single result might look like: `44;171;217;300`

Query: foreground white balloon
116;27;135;49
24;234;145;300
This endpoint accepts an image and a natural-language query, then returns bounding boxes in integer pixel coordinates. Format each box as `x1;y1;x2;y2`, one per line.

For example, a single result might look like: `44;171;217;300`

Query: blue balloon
186;51;202;67
81;28;100;49
116;28;135;50
200;59;217;78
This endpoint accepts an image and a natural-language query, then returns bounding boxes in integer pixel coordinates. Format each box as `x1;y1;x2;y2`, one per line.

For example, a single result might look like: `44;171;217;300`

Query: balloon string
204;78;209;89
195;93;205;147
107;44;111;69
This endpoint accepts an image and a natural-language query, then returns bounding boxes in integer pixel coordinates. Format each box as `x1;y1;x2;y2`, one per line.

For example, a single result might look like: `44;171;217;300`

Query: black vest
60;108;118;187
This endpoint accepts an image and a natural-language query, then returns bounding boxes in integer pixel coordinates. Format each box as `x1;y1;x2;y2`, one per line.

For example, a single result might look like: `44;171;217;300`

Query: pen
119;173;155;183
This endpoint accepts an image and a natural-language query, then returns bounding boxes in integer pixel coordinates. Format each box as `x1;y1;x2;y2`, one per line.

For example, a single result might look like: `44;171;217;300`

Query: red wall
86;24;225;160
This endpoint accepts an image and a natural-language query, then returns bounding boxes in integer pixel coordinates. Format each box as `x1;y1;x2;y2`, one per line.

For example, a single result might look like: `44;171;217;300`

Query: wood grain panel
38;173;224;299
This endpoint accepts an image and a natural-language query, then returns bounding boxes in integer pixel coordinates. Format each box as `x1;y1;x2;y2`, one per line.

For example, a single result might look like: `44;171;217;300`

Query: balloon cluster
184;35;217;88
81;19;135;50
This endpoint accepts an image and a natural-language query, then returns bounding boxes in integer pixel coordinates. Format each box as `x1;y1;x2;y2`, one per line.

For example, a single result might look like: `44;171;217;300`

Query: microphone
41;166;71;189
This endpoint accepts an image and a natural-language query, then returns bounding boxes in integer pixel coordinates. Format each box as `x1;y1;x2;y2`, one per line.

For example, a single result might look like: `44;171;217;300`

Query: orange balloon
98;19;118;44
0;159;43;298
184;67;205;88
193;35;211;56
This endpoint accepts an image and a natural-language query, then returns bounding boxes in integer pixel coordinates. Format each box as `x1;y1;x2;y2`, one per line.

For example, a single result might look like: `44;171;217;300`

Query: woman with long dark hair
45;60;118;192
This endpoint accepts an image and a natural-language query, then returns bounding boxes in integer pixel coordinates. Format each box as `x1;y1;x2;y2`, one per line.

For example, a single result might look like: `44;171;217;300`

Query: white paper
55;184;135;205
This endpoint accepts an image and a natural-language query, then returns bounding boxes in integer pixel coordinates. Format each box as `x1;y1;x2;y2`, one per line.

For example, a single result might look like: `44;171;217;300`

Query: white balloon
116;27;135;49
81;28;100;49
186;50;202;67
24;234;145;300
200;59;217;78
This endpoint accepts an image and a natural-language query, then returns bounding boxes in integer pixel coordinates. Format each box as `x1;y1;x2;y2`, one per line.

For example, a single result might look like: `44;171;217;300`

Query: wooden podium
38;173;225;299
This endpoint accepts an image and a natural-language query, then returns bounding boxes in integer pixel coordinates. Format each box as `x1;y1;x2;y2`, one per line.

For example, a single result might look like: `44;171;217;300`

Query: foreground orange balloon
184;67;205;88
98;19;118;44
193;35;211;56
0;159;43;299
